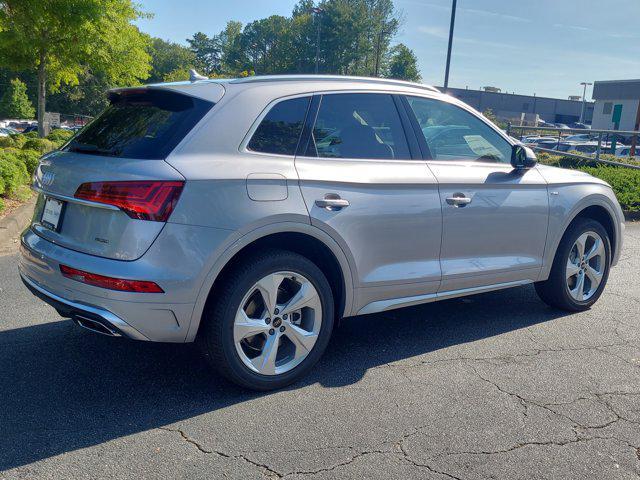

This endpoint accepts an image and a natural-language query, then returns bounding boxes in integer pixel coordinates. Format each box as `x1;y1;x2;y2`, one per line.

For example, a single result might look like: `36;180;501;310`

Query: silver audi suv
19;75;625;390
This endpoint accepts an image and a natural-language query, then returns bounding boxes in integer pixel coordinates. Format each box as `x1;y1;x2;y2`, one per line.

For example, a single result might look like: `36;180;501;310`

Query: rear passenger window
307;93;410;160
248;97;310;155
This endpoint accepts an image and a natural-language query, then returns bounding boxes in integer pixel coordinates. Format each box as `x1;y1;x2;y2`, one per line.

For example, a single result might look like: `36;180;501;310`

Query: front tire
201;249;334;390
535;217;611;311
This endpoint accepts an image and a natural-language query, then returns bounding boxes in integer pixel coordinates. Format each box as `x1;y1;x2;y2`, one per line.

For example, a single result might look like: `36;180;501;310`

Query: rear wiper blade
67;142;117;156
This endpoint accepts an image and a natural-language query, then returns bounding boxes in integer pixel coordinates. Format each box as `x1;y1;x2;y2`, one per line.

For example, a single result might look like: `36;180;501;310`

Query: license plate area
41;197;65;232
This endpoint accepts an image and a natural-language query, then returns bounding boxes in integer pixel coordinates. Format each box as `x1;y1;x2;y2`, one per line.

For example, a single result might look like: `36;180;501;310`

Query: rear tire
200;249;334;391
535;217;611;311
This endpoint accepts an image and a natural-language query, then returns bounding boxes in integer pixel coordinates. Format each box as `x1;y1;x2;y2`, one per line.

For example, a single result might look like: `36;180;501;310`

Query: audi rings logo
41;170;55;187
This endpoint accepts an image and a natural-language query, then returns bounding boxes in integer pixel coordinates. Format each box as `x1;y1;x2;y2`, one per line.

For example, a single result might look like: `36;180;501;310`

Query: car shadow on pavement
0;284;569;471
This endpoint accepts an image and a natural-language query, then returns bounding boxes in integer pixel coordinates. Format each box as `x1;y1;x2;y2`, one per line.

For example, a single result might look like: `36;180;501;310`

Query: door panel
429;161;548;291
295;92;442;305
296;157;442;289
401;94;549;292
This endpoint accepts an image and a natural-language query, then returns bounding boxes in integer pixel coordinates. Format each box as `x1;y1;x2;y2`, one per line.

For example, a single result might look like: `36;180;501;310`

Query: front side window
307;93;410;160
248;96;310;155
406;96;512;163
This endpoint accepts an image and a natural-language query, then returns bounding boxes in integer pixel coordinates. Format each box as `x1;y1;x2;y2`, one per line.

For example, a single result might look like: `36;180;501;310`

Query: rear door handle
315;194;350;210
446;194;472;207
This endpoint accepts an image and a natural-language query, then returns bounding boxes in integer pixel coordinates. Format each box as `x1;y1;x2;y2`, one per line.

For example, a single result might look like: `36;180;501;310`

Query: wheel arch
540;194;622;280
185;222;355;342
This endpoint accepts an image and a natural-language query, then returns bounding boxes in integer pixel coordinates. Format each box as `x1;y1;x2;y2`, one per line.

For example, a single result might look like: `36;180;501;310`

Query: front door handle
446;194;472;207
315;194;350;211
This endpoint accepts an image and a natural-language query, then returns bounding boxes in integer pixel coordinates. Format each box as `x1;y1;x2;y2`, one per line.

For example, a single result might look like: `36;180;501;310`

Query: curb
0;197;36;248
624;211;640;222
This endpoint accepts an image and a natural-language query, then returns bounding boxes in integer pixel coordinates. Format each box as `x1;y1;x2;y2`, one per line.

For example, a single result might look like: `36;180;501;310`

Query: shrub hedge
538;152;640;213
0;129;76;213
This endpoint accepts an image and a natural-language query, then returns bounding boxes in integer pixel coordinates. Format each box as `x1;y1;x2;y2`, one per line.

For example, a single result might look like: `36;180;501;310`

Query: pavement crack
158;427;219;455
158;427;282;479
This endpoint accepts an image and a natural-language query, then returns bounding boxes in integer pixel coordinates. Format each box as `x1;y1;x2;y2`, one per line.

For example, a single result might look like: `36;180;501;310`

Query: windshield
64;89;213;159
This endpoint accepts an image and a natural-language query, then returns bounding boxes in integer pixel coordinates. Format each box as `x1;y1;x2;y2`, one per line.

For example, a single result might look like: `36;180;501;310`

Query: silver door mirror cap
511;144;537;169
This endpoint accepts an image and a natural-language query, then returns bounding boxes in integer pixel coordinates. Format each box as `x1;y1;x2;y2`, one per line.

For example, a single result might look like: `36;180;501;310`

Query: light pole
579;81;592;123
443;0;457;90
311;7;324;74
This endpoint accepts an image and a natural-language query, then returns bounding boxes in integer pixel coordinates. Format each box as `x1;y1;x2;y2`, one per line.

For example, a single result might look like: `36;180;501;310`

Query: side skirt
356;280;532;315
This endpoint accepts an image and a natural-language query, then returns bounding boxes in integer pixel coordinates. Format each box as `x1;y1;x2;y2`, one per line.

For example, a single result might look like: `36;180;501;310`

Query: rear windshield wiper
67;142;118;156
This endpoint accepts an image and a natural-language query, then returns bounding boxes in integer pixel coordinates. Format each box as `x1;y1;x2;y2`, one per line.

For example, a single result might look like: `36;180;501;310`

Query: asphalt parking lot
1;224;639;480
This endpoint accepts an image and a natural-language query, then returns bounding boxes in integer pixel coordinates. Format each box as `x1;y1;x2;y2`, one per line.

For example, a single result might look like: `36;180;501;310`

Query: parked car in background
22;124;38;134
564;134;594;142
19;75;625;390
615;146;639;159
568;122;591;129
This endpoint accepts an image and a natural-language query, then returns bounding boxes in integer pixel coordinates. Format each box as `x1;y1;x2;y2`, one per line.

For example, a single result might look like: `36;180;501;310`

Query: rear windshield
64;89;213;159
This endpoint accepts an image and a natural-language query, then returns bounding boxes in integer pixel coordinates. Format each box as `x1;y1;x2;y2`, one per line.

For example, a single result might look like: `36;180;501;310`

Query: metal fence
506;124;640;168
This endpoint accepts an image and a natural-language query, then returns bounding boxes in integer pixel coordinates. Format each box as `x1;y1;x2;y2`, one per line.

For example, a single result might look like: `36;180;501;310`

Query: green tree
385;43;421;82
0;0;151;136
187;32;222;75
0;78;34;118
148;37;196;83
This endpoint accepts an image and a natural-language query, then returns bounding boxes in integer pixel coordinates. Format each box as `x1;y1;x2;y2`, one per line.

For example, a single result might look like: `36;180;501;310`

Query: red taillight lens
74;181;184;222
60;265;164;293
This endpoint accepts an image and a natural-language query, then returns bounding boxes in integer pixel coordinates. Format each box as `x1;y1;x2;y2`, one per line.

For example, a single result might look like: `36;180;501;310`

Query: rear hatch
31;88;214;261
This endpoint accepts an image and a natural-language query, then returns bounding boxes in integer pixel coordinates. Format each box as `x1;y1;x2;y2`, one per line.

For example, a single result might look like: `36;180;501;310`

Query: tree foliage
148;37;196;83
0;78;34;118
0;0;151;135
386;43;421;82
0;0;423;121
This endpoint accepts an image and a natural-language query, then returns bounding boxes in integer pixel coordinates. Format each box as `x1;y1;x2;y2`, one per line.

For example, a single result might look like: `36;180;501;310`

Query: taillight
74;181;184;221
60;265;164;293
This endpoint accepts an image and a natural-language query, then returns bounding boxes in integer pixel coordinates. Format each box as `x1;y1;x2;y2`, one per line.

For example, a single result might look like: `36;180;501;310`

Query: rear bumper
18;223;233;342
20;272;149;340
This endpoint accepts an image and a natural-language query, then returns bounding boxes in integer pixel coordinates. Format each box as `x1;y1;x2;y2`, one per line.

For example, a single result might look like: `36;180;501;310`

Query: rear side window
248;97;310;155
307;93;410;160
64;89;213;160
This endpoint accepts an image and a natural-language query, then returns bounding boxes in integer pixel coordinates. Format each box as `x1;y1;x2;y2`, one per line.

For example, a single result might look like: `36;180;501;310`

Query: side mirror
511;144;537;169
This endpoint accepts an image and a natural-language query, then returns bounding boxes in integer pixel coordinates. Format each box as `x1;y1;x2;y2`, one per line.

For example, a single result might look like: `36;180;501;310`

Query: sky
136;0;640;100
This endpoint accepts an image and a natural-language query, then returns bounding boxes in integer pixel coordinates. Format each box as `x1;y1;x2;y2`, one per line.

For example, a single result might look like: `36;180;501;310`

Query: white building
591;79;640;131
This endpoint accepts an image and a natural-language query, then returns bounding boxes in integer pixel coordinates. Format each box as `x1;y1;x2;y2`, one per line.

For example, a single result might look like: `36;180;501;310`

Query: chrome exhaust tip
73;315;121;337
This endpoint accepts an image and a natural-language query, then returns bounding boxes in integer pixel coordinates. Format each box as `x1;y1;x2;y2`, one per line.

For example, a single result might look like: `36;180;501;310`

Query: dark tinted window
64;89;212;160
248;97;310;155
308;93;410;160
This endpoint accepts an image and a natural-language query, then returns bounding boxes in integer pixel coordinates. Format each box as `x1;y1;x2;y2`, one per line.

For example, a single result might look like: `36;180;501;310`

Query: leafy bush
23;131;38;139
0;196;4;214
13;149;41;175
0;136;15;148
578;166;640;212
46;128;74;144
22;138;56;154
0;153;28;195
9;133;27;148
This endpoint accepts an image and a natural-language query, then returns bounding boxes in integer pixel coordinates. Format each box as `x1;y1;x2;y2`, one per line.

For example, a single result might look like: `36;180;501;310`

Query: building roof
593;79;640;100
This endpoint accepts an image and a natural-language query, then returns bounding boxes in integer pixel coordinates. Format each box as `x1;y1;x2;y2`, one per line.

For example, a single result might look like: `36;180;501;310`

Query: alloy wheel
233;271;323;375
566;231;605;302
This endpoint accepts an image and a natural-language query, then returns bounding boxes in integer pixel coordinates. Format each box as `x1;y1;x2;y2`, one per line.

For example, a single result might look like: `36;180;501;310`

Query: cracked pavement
1;223;639;479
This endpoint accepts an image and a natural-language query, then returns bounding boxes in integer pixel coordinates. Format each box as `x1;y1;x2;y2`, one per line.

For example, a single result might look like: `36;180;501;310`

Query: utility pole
443;0;457;90
579;81;592;123
374;30;388;77
312;7;323;74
